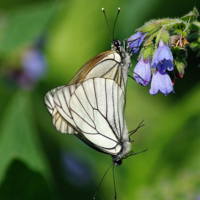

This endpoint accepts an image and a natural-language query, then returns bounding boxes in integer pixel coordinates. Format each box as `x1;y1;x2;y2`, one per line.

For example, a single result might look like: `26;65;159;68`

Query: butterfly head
111;39;126;58
111;39;122;51
114;159;122;166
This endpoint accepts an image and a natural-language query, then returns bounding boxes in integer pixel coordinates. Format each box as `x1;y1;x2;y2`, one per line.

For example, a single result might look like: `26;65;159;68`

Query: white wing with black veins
44;77;127;155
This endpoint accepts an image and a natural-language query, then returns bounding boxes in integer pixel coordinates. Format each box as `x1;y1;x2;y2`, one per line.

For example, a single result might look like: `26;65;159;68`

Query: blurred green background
0;0;200;200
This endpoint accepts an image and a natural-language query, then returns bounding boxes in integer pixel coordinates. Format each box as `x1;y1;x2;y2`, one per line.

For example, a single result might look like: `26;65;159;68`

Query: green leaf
171;46;188;58
189;21;200;30
169;19;187;34
190;38;200;52
142;44;153;60
0;159;56;200
0;2;59;55
187;31;199;40
0;90;51;186
196;50;200;57
136;20;158;35
181;7;199;23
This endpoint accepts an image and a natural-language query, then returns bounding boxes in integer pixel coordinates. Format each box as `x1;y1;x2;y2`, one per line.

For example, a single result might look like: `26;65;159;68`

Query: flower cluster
128;32;174;95
2;46;47;90
127;7;199;96
22;49;47;83
150;39;174;95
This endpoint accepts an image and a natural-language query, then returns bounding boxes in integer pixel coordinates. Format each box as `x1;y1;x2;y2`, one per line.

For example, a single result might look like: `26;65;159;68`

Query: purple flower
134;55;151;86
128;32;146;54
62;152;93;186
151;39;174;73
22;49;47;81
149;70;174;95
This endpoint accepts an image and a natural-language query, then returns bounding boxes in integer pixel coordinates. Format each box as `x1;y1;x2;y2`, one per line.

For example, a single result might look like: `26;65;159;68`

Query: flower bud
155;27;170;46
128;32;147;54
141;38;153;61
174;57;186;79
161;28;170;44
136;20;158;35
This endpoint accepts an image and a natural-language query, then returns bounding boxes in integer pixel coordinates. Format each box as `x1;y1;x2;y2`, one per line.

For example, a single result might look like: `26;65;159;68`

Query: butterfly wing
68;50;127;94
44;85;78;134
52;77;127;155
44;49;130;155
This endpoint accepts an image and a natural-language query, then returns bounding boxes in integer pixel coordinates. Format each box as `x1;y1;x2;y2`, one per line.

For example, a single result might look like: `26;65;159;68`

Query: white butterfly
44;39;140;166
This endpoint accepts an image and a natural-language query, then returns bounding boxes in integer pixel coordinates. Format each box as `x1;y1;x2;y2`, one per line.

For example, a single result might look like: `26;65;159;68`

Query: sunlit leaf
0;2;59;55
0;91;51;185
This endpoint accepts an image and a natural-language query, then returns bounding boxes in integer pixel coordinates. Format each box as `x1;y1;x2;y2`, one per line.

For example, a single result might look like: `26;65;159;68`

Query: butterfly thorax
112;140;131;166
111;39;131;90
108;39;132;167
111;39;125;58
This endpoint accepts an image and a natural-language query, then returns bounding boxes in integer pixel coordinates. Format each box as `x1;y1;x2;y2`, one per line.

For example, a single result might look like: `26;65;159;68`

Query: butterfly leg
129;120;145;137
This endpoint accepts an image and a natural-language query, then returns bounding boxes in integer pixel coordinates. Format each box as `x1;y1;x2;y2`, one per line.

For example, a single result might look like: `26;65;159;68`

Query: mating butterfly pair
44;8;145;199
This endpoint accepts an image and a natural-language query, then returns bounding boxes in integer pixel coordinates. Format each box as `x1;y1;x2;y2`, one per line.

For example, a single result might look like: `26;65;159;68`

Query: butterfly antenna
102;8;113;40
112;7;120;40
93;162;113;199
113;164;117;200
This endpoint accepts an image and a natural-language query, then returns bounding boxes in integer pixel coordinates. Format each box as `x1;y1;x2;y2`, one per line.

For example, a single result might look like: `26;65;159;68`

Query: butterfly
44;7;146;199
44;38;135;166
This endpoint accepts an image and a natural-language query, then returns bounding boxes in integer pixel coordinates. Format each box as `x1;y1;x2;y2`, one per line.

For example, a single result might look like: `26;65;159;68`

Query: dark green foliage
0;0;200;200
0;159;56;200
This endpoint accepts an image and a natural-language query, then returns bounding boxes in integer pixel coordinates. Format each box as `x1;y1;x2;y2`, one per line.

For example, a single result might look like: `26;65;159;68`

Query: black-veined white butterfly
45;38;132;161
44;7;146;199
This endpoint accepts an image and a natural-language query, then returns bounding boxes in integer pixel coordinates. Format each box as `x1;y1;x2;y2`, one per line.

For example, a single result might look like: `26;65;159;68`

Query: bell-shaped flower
151;39;174;73
134;55;151;86
128;32;146;54
149;70;174;95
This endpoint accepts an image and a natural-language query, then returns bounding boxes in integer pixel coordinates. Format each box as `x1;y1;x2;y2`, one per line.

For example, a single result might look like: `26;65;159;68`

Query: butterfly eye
114;160;122;166
114;40;121;47
114;41;118;46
